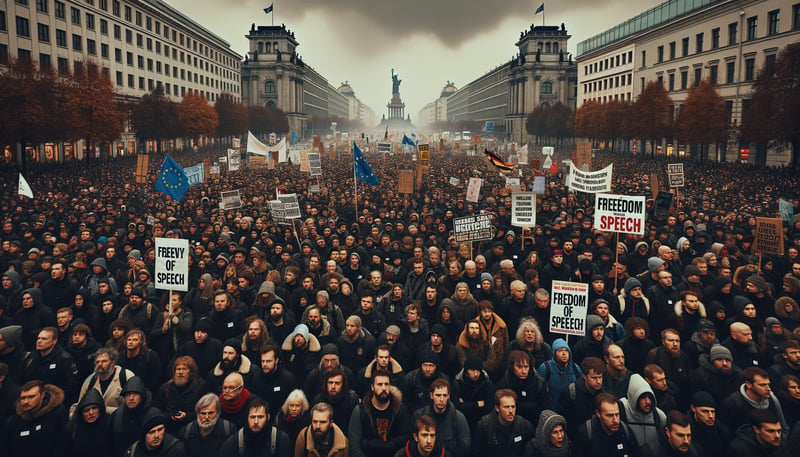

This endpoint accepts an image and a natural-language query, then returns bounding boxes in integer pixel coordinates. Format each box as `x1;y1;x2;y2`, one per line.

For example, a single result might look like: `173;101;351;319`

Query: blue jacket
538;338;582;410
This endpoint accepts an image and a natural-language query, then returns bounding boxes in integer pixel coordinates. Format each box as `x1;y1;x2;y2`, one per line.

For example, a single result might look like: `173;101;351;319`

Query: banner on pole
594;194;646;235
667;163;684;187
752;217;784;255
567;163;612;193
398;170;414;194
308;153;321;176
550;280;589;336
466;177;483;203
154;238;189;291
453;214;494;243
227;149;240;171
183;163;205;186
512;192;537;227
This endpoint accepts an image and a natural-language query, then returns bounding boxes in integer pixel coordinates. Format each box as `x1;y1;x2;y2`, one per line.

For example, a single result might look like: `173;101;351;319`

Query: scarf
220;388;251;414
738;384;788;429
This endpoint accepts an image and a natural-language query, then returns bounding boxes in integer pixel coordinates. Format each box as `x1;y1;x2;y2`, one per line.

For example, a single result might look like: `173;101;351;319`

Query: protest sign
183;163;205;186
449;177;460;186
308;153;321;176
511;193;537;227
466;177;483;203
575;142;592;171
154;237;189;291
453;214;494;243
533;176;546;194
269;200;287;224
550;281;589;336
752;217;784;255
377;142;392;154
277;193;301;219
594;194;646;236
653;191;674;219
227;149;240;171
220;190;242;210
667;163;684;187
567;163;612;193
419;144;430;163
398;170;414;194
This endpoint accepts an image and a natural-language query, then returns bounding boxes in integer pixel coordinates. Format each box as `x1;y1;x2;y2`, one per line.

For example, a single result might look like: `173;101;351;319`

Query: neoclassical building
240;23;375;137
419;24;578;143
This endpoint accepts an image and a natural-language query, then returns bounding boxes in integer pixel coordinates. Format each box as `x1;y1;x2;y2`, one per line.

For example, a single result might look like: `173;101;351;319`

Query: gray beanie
480;272;493;283
709;344;732;362
0;325;23;347
624;277;643;294
647;257;665;273
586;314;605;335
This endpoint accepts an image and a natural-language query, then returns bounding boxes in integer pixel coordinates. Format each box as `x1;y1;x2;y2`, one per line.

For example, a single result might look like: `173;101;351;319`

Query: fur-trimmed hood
674;299;707;318
281;330;322;352
363;357;404;376
16;384;65;421
212;354;253;377
362;385;404;416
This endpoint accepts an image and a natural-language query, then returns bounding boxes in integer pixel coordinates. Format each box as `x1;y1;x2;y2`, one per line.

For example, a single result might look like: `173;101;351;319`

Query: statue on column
392;69;401;94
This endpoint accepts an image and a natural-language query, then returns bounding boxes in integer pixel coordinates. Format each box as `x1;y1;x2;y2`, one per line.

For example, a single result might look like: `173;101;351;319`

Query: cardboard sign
220;190;242;210
449;177;460;186
567;163;612;193
419;144;430;163
308;153;321;176
650;173;660;199
594;194;646;235
399;170;414;194
453;214;494;243
277;193;301;219
575;141;592;171
512;192;537;227
154;237;189;291
752;217;784;255
550;281;589;336
269;200;287;224
466;177;483;203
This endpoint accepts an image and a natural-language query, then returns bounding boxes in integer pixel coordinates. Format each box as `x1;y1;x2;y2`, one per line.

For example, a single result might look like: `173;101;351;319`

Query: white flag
18;173;33;198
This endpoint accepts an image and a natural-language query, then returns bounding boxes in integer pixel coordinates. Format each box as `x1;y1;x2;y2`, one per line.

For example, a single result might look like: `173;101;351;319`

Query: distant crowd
1;146;800;457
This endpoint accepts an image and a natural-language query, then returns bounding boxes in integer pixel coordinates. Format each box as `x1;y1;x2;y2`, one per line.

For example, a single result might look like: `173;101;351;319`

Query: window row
582;73;633;93
584;51;633;75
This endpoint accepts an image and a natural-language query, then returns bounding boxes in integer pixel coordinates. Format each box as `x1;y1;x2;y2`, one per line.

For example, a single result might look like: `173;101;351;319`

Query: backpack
238;426;277;457
584;416;632;441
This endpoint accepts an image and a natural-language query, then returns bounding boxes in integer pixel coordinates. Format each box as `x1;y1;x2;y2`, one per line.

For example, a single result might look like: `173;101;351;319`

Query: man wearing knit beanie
0;325;25;383
405;348;447;413
692;344;743;405
126;410;185;456
689;391;730;457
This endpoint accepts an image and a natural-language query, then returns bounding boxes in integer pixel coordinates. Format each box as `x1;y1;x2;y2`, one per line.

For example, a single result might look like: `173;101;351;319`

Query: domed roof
440;81;457;98
338;81;355;97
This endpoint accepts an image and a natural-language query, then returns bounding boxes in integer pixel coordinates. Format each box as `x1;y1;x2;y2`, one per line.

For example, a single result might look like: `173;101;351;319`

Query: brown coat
294;421;349;457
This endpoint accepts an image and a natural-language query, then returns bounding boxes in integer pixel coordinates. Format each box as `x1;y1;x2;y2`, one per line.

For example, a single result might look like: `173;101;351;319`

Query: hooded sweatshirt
618;374;666;448
538;338;582;410
62;388;112;457
530;409;572;457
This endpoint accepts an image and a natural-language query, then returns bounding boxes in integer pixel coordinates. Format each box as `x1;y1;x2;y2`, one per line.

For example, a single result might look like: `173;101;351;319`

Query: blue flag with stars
154;154;190;201
353;142;378;186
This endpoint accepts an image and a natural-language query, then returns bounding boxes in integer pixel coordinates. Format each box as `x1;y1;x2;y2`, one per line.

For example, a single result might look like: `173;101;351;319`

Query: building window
36;0;48;13
38;23;50;42
56;29;66;46
146;16;151;31
541;81;553;94
768;10;779;35
709;65;718;85
0;44;8;65
125;29;132;44
101;43;108;58
39;53;51;69
124;5;131;21
680;71;688;90
99;0;107;10
657;46;664;63
114;24;120;39
265;80;276;94
71;7;80;25
116;71;123;85
136;33;142;47
16;16;30;38
16;0;29;5
114;48;121;62
100;19;107;35
744;58;755;80
86;13;94;30
147;58;152;71
641;50;646;66
765;54;776;73
87;39;95;55
112;0;119;16
135;11;141;26
710;28;720;49
137;55;143;69
794;4;800;30
726;61;735;83
72;34;82;51
668;42;675;60
138;77;144;90
128;74;134;88
126;51;132;66
18;49;32;62
747;16;757;40
728;22;737;45
57;57;68;74
681;37;689;56
668;73;675;91
696;33;703;53
694;67;702;86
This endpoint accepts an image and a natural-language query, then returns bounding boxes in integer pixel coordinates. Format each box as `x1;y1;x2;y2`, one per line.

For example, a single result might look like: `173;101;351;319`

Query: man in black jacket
1;380;67;457
572;392;639;457
471;388;534;457
349;370;411;457
218;396;291;457
125;411;186;457
252;344;296;418
729;409;787;457
687;391;731;457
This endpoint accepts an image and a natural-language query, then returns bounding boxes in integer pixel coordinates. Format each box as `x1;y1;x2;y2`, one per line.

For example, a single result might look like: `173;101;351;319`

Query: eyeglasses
221;385;243;392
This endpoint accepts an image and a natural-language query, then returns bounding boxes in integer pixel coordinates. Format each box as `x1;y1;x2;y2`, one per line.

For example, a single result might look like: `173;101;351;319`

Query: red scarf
220;388;251;414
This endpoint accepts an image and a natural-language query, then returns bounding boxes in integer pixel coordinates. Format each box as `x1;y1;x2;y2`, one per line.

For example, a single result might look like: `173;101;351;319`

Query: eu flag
354;142;378;186
154;154;190;201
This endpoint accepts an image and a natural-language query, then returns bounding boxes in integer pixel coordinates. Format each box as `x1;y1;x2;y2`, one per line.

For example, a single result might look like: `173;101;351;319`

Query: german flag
484;149;514;173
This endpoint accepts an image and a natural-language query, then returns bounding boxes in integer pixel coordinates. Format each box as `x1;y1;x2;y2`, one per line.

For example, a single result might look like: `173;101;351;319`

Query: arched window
258;42;264;54
265;42;271;53
273;42;278;52
264;80;276;94
553;42;559;53
545;43;551;53
537;42;543;51
541;81;553;94
266;100;277;110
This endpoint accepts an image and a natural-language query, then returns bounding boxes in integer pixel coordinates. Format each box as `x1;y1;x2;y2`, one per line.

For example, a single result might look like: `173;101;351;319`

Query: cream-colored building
577;0;800;163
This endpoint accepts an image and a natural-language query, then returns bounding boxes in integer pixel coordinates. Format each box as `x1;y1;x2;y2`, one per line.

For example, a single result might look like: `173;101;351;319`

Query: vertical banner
466;177;483;203
135;154;149;184
227;149;240;171
419;144;430;163
649;173;660;199
550;281;589;336
512;192;537;227
752;217;784;255
575;141;592;171
154;238;189;291
533;176;546;194
398;170;414;194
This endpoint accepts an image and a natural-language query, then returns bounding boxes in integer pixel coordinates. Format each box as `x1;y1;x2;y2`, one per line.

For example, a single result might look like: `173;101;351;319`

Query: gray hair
195;392;221;414
281;389;310;416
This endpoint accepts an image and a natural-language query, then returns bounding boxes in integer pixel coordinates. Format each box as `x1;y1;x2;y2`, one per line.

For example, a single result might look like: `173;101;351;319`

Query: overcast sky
166;0;662;125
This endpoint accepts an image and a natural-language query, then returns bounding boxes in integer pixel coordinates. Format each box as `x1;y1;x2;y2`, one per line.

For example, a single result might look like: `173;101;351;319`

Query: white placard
594;194;646;235
453;214;494;243
534;176;546;194
220;190;242;210
277;193;301;219
227;149;240;171
512;193;537;227
542;146;554;156
667;163;685;187
567;163;613;193
466;177;483;203
154;238;189;291
449;177;460;186
183;163;205;186
550;280;589;336
308;153;322;176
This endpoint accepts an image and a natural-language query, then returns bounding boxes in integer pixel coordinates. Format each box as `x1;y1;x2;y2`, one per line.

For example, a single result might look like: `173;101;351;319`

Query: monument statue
392;69;401;94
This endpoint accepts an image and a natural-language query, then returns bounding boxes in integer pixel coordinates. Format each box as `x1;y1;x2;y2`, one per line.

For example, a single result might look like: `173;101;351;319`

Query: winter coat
618;374;667;448
1;384;67;457
538;339;582;410
294;422;349;457
348;387;411;457
472;409;535;457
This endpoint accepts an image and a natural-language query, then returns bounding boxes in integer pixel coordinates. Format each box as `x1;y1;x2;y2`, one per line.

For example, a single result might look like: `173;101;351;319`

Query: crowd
1;144;800;457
